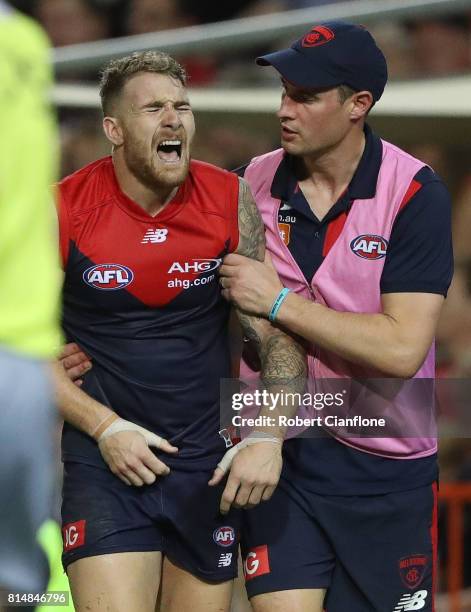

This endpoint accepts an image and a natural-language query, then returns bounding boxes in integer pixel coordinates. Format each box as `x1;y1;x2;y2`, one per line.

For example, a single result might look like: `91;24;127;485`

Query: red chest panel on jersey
59;157;239;309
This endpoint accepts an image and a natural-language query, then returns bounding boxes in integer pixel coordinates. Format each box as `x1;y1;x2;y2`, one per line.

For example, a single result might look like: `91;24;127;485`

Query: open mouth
157;139;183;163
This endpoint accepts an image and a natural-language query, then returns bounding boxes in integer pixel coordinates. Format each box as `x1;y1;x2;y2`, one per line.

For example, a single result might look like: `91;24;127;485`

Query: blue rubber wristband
268;288;291;322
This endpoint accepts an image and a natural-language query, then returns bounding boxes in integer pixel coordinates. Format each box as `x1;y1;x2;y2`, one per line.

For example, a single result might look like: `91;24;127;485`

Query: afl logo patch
213;526;235;548
83;263;134;290
350;235;388;260
302;25;335;48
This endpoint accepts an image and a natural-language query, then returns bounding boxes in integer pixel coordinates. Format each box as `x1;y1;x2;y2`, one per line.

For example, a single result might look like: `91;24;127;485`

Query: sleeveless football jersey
58;156;239;468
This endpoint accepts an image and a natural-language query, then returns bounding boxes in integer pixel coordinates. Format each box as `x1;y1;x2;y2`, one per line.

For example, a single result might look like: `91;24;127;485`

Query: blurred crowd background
7;0;471;600
10;0;471;81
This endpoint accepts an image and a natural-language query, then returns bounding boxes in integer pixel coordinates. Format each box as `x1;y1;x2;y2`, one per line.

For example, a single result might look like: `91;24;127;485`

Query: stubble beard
124;140;190;194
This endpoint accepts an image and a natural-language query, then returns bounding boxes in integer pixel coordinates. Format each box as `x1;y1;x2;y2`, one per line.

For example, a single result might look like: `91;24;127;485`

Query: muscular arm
52;360;114;437
234;176;307;427
275;291;443;378
211;178;306;513
52;360;177;487
222;265;443;378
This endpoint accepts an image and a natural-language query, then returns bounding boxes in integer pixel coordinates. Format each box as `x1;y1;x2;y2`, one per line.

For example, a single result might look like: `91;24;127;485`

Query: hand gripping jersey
242;144;436;460
58;157;239;468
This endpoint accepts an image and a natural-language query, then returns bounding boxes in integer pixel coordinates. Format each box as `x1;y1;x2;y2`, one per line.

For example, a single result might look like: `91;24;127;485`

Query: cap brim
256;48;341;90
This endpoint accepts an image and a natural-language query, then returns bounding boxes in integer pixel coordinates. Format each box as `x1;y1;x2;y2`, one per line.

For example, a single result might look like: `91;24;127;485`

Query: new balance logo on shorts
218;553;233;568
62;520;86;551
393;590;428;611
243;545;270;581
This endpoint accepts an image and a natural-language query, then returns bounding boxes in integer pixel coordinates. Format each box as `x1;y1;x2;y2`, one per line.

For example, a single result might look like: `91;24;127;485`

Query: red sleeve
56;183;71;268
227;171;240;253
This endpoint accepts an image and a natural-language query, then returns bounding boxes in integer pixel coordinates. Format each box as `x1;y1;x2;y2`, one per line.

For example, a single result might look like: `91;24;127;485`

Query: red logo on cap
302;25;335;48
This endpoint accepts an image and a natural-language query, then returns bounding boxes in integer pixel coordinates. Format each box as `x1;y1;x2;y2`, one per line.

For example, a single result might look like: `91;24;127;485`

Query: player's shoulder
188;160;239;220
189;159;239;196
190;159;237;181
59;156;112;190
58;156;114;214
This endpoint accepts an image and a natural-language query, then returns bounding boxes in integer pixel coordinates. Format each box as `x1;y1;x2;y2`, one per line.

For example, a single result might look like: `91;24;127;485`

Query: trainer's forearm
51;362;115;439
275;293;415;378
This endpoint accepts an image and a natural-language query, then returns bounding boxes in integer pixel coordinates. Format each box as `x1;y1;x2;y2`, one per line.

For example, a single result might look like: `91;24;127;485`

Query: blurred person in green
0;1;62;608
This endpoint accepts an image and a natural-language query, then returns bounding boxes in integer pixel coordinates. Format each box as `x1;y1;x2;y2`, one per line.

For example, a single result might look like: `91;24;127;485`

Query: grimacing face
277;80;353;158
112;71;196;193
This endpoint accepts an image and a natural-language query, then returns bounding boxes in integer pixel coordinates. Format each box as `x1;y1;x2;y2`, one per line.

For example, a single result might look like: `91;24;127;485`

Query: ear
349;90;374;120
102;116;124;147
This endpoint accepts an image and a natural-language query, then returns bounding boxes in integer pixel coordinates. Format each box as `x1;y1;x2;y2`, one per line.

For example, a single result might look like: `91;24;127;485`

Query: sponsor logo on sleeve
83;264;134;290
243;545;270;581
62;520;86;551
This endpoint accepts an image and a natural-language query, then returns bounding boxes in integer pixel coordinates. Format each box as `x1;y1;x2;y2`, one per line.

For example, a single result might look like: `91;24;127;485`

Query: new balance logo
141;228;168;244
218;553;233;568
393;590;428;611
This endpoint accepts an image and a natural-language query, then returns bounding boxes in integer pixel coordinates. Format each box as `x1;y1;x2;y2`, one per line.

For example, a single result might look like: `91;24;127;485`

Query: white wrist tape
216;434;282;475
99;418;163;449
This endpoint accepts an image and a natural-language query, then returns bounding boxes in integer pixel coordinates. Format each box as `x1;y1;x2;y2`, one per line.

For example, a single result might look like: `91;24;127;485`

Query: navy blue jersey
58;157;239;469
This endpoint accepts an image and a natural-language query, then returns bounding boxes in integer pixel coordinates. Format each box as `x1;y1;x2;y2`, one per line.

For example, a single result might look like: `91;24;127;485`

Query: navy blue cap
257;21;388;102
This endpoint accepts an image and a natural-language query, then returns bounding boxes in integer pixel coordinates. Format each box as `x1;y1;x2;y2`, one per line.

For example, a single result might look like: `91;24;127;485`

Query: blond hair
99;50;187;115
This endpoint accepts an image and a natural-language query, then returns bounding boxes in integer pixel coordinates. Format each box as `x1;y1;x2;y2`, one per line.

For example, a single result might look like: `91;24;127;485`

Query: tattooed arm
234;177;306;427
209;177;307;513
